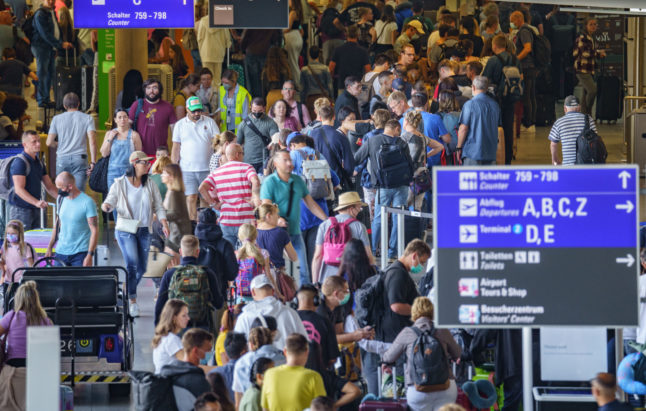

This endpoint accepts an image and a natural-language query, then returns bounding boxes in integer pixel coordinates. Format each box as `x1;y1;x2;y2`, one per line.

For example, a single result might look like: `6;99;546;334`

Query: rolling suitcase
595;65;623;123
359;364;407;410
60;385;74;410
81;65;94;112
55;50;82;111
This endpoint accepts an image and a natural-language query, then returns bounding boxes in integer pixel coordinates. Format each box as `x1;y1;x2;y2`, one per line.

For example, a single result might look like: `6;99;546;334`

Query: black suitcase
595;72;623;123
535;93;556;126
81;65;94;112
54;50;82;111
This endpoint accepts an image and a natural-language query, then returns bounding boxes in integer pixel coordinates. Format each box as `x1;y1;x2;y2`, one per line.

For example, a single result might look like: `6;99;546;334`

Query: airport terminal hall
1;0;646;410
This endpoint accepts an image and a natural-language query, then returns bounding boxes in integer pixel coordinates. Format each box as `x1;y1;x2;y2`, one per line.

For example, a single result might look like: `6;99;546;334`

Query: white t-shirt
171;115;216;172
153;333;183;374
125;178;151;228
0;114;11;140
375;20;398;45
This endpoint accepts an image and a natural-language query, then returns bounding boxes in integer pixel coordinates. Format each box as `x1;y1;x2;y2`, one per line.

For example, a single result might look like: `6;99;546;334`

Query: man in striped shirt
548;95;597;166
198;143;261;246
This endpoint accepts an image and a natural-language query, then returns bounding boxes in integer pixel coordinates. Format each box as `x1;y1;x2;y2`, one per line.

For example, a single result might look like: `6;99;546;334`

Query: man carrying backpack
155;235;224;333
483;34;522;165
511;10;539;131
548;95;599;166
311;192;373;283
353;119;413;260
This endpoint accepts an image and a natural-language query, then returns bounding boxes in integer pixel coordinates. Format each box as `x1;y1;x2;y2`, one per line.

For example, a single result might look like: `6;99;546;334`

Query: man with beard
128;79;177;156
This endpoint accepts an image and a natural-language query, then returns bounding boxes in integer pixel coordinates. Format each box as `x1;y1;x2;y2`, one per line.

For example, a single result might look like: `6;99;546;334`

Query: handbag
274;267;296;302
0;311;16;371
89;155;110;194
116;217;140;234
411;167;432;195
143;246;172;278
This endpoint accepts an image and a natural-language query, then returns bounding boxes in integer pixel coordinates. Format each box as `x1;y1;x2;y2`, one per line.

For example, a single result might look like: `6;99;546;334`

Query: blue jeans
290;233;310;286
371;186;409;258
57;154;88;191
244;53;266;99
32;46;55;106
115;227;151;299
220;224;240;249
55;251;87;267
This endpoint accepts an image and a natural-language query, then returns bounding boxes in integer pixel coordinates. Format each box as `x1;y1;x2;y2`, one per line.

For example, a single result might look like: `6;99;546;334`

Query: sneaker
521;124;536;133
130;302;140;317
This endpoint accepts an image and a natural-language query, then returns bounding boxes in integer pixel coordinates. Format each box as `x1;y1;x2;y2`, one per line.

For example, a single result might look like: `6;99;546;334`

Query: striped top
204;161;257;226
548;112;597;165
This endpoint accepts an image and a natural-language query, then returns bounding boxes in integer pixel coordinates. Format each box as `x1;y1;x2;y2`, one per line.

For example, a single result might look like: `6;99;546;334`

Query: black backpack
319;8;343;37
21;9;40;42
575;115;607;164
354;270;386;328
549;14;576;52
130;371;178;411
521;26;551;69
376;139;413;188
411;326;450;391
437;43;458;62
418;266;434;297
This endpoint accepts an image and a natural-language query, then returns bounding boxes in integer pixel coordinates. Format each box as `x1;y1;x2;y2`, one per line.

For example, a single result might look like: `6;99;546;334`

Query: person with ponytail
151;299;190;374
239;357;275;411
235;223;278;302
0;281;51;410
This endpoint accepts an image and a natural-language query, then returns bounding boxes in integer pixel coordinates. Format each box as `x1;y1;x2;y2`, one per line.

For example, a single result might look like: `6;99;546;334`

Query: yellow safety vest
219;85;251;132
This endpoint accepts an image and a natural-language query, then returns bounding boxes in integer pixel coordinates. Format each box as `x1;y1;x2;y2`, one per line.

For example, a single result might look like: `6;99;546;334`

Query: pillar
114;29;149;100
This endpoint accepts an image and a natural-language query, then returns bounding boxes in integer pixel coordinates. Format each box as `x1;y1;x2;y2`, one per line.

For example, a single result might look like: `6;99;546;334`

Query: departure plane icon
459;198;478;217
459;225;478;243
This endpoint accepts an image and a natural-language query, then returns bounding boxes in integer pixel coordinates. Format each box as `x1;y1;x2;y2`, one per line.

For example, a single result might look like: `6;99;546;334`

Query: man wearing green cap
171;96;218;221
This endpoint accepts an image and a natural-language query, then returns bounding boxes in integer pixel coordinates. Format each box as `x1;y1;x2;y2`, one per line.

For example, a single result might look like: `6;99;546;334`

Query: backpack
354;270;386;328
299;150;333;200
130;370;178;411
496;54;523;103
376;140;413;188
410;326;450;392
437;42;458;62
337;342;362;381
521;26;551;69
0;154;29;201
168;265;212;323
549;14;576;52
198;243;231;301
418;266;434;297
21;9;40;42
575;115;607;164
319;8;343;37
236;257;263;297
358;72;378;115
322;216;357;266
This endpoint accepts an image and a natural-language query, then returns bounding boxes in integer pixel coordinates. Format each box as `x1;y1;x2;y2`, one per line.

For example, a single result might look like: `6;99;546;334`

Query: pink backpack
322;217;357;266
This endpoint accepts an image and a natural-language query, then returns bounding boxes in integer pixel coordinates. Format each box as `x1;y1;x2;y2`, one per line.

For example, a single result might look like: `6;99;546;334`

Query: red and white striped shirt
204;161;257;226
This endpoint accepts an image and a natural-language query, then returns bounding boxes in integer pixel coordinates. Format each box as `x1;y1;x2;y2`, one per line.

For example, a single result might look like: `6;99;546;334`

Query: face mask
339;292;351;305
252;112;263;119
510;22;517;30
58;189;70;198
6;234;18;244
223;83;232;91
410;256;424;274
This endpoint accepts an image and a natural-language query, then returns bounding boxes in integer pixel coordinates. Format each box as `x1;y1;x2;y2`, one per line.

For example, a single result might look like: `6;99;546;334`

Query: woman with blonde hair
255;203;297;271
382;297;461;411
0;281;52;410
161;164;192;261
235;224;278;302
149;150;173;202
209;130;237;173
152;299;190;374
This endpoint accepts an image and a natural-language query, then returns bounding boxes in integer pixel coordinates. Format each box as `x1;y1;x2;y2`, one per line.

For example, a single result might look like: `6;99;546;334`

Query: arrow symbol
616;254;635;267
618;170;631;189
615;200;634;213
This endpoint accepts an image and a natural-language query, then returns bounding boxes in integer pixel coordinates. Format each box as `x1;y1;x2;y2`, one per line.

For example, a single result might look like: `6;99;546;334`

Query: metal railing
379;206;433;267
623;96;646;161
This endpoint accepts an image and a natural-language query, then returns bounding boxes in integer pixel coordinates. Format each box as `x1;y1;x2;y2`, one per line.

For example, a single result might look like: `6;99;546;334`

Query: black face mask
251;112;263;119
58;189;70;197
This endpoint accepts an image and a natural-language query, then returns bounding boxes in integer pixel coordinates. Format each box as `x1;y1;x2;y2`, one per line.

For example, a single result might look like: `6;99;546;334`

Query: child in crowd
255;203;297;273
0;220;34;300
240;357;275;411
215;303;245;366
235;224;276;303
151;299;190;374
210;131;237;173
150;146;172;203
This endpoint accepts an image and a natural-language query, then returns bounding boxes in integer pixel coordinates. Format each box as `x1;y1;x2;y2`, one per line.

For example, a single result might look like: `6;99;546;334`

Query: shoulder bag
114;178;141;234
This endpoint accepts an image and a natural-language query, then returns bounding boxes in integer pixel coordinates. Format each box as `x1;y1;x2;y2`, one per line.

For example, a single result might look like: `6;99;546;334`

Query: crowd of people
0;0;630;410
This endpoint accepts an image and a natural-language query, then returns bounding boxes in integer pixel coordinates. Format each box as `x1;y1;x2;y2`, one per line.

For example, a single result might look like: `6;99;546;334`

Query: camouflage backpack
168;265;211;323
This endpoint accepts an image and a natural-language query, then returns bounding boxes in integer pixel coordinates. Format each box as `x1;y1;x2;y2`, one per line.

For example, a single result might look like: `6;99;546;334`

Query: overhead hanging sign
75;0;194;29
433;166;639;328
209;0;288;28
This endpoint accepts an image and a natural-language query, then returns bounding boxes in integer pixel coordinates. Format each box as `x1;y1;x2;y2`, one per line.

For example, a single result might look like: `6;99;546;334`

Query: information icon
459;305;480;324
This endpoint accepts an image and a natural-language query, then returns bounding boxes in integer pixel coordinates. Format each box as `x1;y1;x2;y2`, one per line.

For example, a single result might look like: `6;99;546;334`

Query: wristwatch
88;250;95;257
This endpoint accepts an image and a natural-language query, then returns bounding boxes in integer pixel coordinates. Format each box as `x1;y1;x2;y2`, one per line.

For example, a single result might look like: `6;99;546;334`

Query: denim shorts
182;170;210;195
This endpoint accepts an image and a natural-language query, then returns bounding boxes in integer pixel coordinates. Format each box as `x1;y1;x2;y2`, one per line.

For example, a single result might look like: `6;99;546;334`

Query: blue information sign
433;165;639;327
75;0;194;29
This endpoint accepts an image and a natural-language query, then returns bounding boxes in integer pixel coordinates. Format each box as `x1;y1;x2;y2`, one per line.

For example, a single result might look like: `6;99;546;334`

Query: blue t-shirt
399;111;448;166
459;93;501;161
8;152;46;209
260;173;309;236
56;192;97;255
257;227;292;268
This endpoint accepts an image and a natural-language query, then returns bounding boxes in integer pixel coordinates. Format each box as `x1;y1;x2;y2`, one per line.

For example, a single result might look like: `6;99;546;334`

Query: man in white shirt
171;96;217;220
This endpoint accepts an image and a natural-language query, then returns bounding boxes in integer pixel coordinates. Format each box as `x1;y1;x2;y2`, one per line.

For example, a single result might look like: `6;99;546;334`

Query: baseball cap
129;151;154;163
564;95;580;107
407;20;425;34
250;274;274;290
186;96;204;112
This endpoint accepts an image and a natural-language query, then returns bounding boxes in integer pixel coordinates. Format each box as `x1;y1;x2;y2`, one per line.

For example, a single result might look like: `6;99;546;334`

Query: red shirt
204;161;257;226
